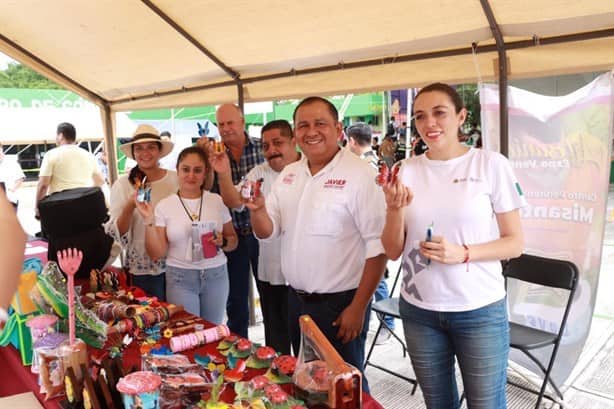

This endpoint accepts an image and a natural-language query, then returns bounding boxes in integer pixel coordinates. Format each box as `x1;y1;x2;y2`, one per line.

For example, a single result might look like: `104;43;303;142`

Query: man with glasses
210;119;299;354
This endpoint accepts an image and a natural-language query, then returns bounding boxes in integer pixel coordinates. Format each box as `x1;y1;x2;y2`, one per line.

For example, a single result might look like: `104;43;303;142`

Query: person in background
247;97;387;392
213;104;264;337
35;122;104;218
159;130;182;170
0;142;25;210
387;116;398;138
0;189;27;330
371;136;380;155
137;147;238;323
346;122;395;345
379;134;396;167
381;83;525;408
411;133;428;156
210;119;299;354
107;124;177;300
95;143;109;184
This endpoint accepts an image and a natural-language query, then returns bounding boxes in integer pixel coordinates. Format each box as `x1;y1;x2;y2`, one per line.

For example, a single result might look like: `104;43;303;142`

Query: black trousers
256;279;291;355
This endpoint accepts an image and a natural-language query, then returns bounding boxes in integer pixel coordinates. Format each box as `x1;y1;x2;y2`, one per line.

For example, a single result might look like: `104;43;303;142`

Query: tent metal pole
100;103;118;184
140;0;240;83
237;82;245;113
107;28;614;109
479;0;509;157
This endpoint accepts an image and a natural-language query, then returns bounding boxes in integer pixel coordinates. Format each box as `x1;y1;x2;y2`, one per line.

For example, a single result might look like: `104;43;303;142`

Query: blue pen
426;223;433;265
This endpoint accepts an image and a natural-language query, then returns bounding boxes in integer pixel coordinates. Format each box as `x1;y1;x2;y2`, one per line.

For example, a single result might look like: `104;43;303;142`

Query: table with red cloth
2;240;383;408
0;312;384;408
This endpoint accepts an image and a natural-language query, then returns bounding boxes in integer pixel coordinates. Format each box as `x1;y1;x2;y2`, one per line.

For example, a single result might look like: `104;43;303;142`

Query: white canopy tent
0;0;612;181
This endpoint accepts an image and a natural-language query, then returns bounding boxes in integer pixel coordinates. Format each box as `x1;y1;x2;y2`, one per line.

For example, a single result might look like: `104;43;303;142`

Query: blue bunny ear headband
197;121;210;137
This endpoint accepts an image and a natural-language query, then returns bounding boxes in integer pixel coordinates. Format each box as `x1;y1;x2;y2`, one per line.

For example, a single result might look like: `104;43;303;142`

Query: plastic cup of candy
26;314;58;343
117;371;162;409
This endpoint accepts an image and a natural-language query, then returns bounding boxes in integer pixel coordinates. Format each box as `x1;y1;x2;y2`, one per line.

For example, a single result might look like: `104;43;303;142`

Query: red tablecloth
6;241;382;408
0;315;383;408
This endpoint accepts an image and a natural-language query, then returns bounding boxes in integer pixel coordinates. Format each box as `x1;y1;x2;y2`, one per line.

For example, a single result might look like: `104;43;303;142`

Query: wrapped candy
239;178;264;202
375;161;400;186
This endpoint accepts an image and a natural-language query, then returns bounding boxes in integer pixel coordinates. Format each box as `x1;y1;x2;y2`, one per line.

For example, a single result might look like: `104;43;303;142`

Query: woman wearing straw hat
106;124;177;300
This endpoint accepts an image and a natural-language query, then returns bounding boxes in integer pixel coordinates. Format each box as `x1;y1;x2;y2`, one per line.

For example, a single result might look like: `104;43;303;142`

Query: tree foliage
0;62;63;89
457;83;481;129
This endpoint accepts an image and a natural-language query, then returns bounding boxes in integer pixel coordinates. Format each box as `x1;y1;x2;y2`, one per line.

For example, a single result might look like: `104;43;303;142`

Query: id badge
191;222;204;261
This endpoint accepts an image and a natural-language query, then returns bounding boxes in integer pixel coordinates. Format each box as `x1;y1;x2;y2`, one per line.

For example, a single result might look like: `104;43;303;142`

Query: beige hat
120;124;174;160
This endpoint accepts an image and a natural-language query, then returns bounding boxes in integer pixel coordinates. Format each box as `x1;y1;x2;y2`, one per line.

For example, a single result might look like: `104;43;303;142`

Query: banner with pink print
480;71;614;386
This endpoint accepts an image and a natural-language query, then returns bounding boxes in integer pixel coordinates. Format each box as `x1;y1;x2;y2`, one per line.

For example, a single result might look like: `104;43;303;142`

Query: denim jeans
166;264;229;325
288;288;372;394
225;232;259;337
399;297;509;409
132;273;166;302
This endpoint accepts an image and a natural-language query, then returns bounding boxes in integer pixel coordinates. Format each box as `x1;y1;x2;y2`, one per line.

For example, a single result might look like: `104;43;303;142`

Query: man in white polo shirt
211;119;300;355
247;97;387;392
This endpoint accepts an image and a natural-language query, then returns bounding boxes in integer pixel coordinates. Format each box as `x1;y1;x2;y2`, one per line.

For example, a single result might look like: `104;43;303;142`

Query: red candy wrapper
375;162;399;186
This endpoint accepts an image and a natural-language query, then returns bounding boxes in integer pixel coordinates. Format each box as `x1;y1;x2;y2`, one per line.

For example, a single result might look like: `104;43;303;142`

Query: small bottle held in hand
426;222;433;266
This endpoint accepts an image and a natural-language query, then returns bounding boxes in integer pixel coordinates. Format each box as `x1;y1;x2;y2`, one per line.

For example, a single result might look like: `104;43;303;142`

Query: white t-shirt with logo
399;148;526;312
155;191;232;270
259;148;385;293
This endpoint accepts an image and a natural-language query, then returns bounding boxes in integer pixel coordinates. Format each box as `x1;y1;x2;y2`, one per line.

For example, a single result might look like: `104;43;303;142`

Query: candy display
265;355;298;384
293;315;361;408
39;347;66;400
34;261;108;348
375;161;400;186
116;371;162;409
170;325;230;353
7;253;379;408
247;346;277;369
27;314;58;343
89;268;126;293
142;354;198;374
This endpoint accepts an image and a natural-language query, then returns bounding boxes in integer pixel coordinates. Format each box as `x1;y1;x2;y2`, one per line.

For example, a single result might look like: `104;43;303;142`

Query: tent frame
1;0;612;183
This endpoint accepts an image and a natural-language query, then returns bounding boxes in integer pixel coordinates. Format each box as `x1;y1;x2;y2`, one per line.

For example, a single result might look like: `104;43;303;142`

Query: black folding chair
505;254;579;408
364;263;418;394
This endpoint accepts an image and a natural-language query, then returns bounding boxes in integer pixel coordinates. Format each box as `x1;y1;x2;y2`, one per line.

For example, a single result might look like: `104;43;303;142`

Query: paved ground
13;183;614;408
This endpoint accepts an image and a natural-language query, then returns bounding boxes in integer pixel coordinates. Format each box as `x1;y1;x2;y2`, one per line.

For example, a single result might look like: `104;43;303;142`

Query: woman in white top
136;146;238;324
381;83;526;408
107;124;177;300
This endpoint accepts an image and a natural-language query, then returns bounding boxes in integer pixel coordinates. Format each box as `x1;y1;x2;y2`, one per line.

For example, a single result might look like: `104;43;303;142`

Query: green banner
0;88;92;108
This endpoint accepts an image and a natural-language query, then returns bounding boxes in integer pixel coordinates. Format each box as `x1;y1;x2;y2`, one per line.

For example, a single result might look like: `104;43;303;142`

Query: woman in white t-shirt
136;146;238;324
381;83;526;408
